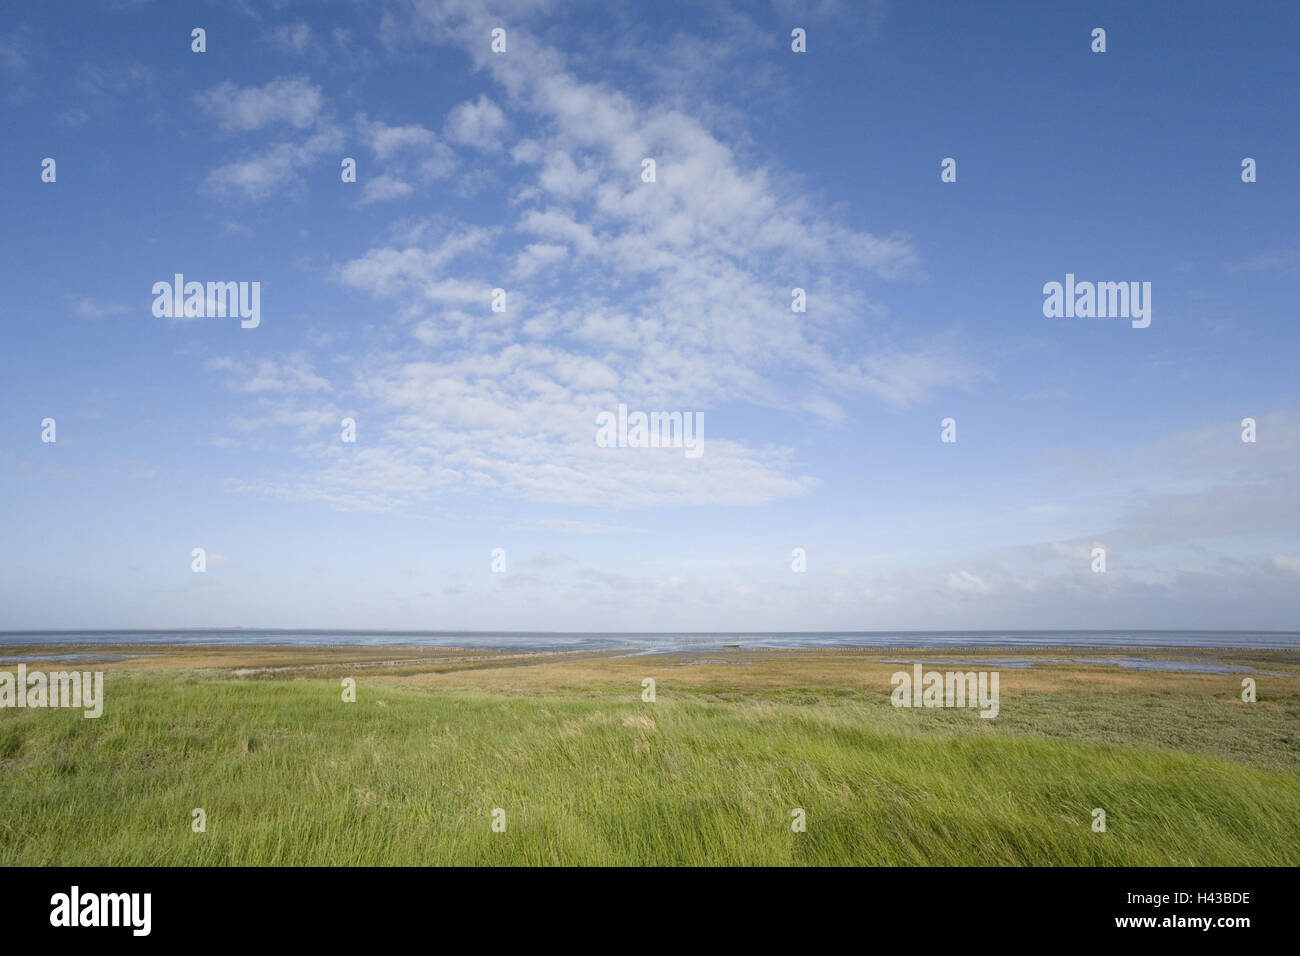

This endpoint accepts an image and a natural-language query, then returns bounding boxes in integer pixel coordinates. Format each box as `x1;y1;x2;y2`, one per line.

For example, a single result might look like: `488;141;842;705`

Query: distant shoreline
2;628;1299;651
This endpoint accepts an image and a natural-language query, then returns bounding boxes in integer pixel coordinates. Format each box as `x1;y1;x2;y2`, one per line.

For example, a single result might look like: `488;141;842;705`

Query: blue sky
1;0;1298;631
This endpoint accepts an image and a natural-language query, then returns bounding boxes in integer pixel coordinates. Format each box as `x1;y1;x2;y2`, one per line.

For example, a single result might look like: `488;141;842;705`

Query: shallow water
0;652;160;664
1;629;1298;652
881;656;1278;675
1091;656;1267;674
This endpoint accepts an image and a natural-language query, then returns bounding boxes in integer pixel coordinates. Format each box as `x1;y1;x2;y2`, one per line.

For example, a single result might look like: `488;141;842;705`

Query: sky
1;0;1298;632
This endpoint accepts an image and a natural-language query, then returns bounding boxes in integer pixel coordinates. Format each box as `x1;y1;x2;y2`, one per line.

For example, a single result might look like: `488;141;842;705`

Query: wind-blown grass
2;650;1297;865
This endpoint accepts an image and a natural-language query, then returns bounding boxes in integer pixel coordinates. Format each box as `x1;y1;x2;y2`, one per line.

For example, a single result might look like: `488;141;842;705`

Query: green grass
2;671;1298;865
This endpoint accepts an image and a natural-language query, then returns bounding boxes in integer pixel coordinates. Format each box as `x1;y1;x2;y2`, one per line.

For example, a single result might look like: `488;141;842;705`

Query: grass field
1;644;1298;865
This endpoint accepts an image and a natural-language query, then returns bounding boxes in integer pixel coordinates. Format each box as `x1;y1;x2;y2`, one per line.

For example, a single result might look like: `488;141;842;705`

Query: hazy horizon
5;626;1300;635
4;626;1299;654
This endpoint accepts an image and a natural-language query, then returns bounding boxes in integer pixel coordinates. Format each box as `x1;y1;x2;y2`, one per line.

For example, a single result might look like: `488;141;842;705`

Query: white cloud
202;125;342;201
196;77;341;200
353;115;457;197
197;76;323;132
361;174;415;205
511;242;568;279
206;355;332;394
221;3;980;512
444;95;507;151
357;115;438;160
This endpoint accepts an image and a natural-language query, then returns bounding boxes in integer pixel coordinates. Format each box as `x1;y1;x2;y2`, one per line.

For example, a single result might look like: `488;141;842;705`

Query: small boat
722;641;741;648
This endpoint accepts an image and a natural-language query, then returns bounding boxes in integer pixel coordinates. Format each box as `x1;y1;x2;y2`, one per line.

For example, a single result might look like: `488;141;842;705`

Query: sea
0;629;1297;654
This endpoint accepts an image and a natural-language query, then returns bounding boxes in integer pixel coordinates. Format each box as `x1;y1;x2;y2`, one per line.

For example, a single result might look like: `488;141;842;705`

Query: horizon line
3;627;1298;636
